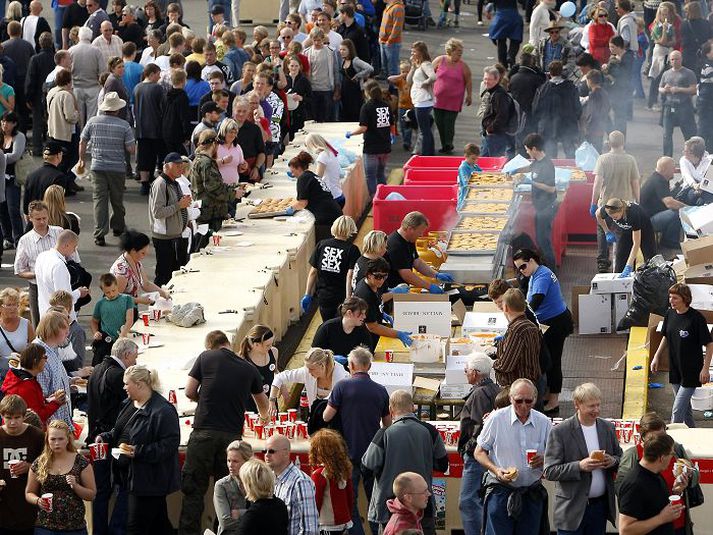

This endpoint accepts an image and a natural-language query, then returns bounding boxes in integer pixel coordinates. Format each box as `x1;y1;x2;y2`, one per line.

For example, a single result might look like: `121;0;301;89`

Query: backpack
505;93;525;136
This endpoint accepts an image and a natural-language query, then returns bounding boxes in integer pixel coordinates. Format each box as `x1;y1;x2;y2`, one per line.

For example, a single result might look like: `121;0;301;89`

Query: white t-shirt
316;150;342;199
581;422;606;498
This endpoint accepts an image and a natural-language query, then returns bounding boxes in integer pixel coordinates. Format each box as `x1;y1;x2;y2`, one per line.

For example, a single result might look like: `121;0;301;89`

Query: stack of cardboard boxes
578;273;634;334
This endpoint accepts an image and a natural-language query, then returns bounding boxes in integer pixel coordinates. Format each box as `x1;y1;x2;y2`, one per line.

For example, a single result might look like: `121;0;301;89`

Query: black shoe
140;182;150;196
94;237;106;247
113;229;125;237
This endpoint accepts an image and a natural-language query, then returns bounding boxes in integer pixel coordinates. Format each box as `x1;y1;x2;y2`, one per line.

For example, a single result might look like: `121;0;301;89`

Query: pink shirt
433;58;466;113
217;144;246;184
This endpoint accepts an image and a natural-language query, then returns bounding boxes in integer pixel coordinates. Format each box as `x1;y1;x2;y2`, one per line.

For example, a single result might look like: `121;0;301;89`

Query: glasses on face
598;13;607;17
517;263;528;272
262;448;286;454
371;272;388;279
513;398;534;404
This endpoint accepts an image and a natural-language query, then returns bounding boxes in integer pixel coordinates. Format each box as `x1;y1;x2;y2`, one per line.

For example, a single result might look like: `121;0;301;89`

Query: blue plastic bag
575;141;599;172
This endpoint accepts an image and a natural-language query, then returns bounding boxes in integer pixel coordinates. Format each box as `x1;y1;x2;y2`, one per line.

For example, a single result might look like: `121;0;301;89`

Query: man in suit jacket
543;382;623;534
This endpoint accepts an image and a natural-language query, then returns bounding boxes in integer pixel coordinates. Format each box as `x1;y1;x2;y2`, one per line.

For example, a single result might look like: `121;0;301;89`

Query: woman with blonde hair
407;42;436;156
351;230;387;292
33;310;73;427
0;1;22;42
26;420;96;532
301;215;360;320
647;1;679;109
269;347;349;424
305;133;343;206
97;365;180;535
213;441;254;535
237;325;279;412
0;286;34;371
309;429;354;532
43;185;80;234
216;118;247;186
235;459;288;534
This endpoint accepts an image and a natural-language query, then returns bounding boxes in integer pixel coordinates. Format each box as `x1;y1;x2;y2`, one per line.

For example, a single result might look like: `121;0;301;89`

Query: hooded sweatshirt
1;367;62;425
382;498;423;535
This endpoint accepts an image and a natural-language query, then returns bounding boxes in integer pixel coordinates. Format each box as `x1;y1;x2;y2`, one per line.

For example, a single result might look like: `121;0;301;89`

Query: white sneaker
477;20;483;25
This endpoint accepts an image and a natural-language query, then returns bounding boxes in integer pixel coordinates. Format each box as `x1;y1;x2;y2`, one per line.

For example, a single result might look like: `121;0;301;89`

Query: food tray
459;200;511;216
465;187;514;202
468;172;514;188
247;198;295;219
446;230;501;256
455;214;509;232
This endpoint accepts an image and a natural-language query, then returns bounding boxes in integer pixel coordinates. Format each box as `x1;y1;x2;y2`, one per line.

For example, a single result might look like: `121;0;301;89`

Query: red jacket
1;368;62;426
311;466;354;528
383;498;423;535
588;23;615;64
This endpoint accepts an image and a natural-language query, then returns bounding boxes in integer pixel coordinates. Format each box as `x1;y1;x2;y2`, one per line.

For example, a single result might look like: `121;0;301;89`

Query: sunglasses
371;272;388;279
262;448;284;454
603;204;621;210
517;263;528;271
598;13;608;17
513;398;534;404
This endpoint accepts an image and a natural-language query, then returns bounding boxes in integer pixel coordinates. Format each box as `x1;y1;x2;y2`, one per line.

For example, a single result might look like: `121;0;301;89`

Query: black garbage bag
617;255;676;331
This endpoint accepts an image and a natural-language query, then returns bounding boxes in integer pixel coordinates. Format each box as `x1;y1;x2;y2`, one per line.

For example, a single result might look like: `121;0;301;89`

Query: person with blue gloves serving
595;197;657;277
354;257;413;349
385;211;455;295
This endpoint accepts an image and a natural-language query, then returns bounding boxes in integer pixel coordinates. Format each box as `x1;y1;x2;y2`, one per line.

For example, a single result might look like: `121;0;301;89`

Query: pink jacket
382;498;423;535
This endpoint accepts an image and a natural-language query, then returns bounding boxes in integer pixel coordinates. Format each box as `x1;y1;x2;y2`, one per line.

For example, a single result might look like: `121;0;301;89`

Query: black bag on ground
617;255;676;331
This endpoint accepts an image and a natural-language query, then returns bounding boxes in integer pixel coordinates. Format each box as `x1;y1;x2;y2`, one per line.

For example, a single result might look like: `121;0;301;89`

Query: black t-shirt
117;22;144;50
618;463;674;535
640;172;672;218
296;170;343;225
62;3;89;29
351;255;372;292
312;316;374;357
354;278;382;350
188;347;264;434
359;98;393;155
662;307;713;387
530;156;556;209
245;348;277;413
309;237;361;305
600;202;651;233
386;230;418;289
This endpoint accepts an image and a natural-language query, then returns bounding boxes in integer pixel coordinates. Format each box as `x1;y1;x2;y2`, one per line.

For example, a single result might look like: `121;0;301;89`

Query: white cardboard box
579;293;613;334
462;311;508;336
368;362;414;395
689;284;713;311
445;354;471;384
681;204;713;237
392;294;452;337
613;293;630;333
590;273;634;294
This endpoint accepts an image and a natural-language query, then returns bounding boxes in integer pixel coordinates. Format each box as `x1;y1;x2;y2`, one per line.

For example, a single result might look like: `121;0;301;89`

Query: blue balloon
559;1;576;17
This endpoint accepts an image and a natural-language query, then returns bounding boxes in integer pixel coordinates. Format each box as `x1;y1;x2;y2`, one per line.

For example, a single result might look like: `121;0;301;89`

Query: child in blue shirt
458;143;483;188
91;273;135;363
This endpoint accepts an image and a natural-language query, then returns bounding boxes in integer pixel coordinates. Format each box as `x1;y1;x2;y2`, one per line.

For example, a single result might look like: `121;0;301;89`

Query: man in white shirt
92;20;123;65
34;229;89;321
20;0;50;51
14;201;80;326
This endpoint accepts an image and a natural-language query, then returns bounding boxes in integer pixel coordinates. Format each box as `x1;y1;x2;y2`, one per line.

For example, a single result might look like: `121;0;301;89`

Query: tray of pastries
247;198;295;218
468;172;513;188
456;215;509;232
459;201;511;216
446;230;501;255
465;187;514;202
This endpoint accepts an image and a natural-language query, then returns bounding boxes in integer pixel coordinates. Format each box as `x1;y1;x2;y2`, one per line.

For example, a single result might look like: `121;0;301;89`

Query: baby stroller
404;0;428;30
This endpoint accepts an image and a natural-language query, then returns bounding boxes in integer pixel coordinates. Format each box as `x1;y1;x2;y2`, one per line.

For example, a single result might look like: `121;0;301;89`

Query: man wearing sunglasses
475;378;551;534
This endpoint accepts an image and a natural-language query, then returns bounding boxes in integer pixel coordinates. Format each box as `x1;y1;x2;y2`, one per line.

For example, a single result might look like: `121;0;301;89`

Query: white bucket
409;334;445;363
691;387;713;411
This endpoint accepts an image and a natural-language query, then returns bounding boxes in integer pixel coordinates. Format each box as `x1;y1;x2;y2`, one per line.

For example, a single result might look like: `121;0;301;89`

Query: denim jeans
398;108;413;148
484;485;544;535
0;176;24;245
36;529;87;535
662;104;697;157
596;224;610;268
535;202;557;270
349;460;378;535
459;454;485;535
632;56;645;98
380;43;401;77
312;90;335;123
415;106;434;156
481;133;511;157
671;383;697;428
364;153;389;196
650;209;682;249
556;497;607;535
92;458;129;535
53;5;66;49
208;0;231;30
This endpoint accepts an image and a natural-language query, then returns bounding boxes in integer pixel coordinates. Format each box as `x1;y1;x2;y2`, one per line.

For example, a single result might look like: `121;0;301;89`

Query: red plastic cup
287;409;297;422
254;423;264;439
151;309;161;321
278;412;288;423
244;413;252;429
296;421;308;439
42;493;53;512
89;443;108;462
141;312;149;326
265;426;275;438
168;390;177;405
385;350;394;363
669;495;682;506
141;333;150;346
526;449;537;464
286;423;295;439
8;459;20;478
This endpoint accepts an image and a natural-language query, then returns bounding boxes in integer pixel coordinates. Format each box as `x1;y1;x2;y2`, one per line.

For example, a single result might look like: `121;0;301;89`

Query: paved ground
5;0;708;425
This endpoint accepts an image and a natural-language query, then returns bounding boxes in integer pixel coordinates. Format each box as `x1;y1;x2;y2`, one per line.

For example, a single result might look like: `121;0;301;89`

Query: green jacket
190;152;232;223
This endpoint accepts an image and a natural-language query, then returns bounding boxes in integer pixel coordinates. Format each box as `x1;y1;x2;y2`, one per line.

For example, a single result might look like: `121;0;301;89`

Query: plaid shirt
80;114;135;173
274;463;319;535
34;338;73;427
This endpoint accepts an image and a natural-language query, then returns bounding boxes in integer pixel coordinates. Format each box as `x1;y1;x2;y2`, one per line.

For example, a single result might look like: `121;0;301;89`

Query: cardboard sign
368;362;414;394
393;293;452;337
445;354;472;384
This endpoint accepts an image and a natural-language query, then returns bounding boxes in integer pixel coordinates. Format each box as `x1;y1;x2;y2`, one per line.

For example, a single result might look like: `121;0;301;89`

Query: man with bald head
21;1;51;51
660;50;697;157
34;230;89;320
264;434;319;535
382;472;430;535
640;156;685;256
92;19;123;64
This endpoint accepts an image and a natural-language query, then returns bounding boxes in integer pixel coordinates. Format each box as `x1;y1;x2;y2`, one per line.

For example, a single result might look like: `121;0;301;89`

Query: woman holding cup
213;440;254;535
25;420;97;534
0;287;34;379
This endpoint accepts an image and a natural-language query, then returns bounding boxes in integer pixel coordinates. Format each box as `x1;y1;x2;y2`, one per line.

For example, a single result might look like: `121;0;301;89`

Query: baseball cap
43;141;67;156
210;4;225;15
201;101;223;116
164;152;184;164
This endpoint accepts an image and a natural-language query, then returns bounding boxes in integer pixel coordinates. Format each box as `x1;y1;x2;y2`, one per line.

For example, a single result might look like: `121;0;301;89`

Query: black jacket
337;21;370;61
482;84;512;135
101;391;181;496
508;65;546;115
236;497;288;535
23;163;70;215
87;356;127;440
25;47;55;104
2;36;34;80
163;87;193;145
532;78;581;139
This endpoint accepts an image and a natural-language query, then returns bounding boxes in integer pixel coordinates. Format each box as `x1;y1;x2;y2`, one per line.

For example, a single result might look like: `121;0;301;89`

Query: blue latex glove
589;203;598;218
493;334;504;344
428;283;444;294
286;170;294;178
396;331;413;347
285;206;296;216
382;312;394;325
333;354;348;368
390;133;396;145
605;231;616;244
619;265;633;278
300;294;312;313
345;131;352;139
388;285;410;294
436;272;454;283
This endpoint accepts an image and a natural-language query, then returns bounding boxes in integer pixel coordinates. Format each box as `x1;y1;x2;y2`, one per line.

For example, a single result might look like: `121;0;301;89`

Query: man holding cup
0;395;45;535
543;382;622;534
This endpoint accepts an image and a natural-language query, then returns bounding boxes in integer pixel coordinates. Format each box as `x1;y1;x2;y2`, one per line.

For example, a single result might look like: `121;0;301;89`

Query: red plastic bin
403;168;458;185
372;184;459;234
402;155;507;171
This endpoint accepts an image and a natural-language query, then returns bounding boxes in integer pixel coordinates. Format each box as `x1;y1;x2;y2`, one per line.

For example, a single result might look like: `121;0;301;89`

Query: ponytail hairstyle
238;324;275;359
337;296;368;318
124;364;161;393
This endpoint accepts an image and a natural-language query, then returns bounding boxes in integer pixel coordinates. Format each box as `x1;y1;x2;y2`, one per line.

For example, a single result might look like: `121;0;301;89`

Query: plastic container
404;168;459;185
373;184;459;234
409;334;445;363
692;387;713;411
403;155;507;171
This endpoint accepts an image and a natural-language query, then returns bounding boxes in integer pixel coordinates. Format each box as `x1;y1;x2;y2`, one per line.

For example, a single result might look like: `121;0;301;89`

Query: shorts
265;141;281;157
137;138;166;173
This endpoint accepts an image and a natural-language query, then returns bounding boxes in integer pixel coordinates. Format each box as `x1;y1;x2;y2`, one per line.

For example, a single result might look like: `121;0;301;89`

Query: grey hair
685;136;707;159
483;66;501;79
111;337;139;360
348;346;372;369
466;352;493;375
78;26;93;42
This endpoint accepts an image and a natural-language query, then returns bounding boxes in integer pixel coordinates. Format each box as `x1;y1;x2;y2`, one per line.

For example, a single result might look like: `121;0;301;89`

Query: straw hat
545;20;565;32
99;92;127;112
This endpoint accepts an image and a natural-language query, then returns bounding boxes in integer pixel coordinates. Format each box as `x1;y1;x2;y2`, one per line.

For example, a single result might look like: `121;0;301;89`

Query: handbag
687;481;705;508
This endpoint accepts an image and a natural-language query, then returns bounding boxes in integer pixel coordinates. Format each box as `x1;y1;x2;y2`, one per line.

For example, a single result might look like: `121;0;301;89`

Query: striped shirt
274;463;319;535
34;338;73;427
379;0;405;45
80;114;135;173
494;315;541;387
14;226;81;284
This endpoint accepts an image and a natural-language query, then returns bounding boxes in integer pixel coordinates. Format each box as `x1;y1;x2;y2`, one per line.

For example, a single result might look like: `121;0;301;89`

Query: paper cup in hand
526;449;537;464
8;459;20;478
669;495;682;506
89;442;108;461
42;493;53;512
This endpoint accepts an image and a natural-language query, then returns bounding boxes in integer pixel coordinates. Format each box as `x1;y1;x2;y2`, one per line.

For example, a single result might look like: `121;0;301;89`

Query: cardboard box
682;235;713;267
689;284;713;311
681;204;713;237
647;313;667;371
368;362;414;395
439;379;471;400
445;354;471;384
685;263;713;285
578;293;612;334
591;273;634;294
613;293;630;333
462;311;508;335
571;285;592;327
393;293;452;337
